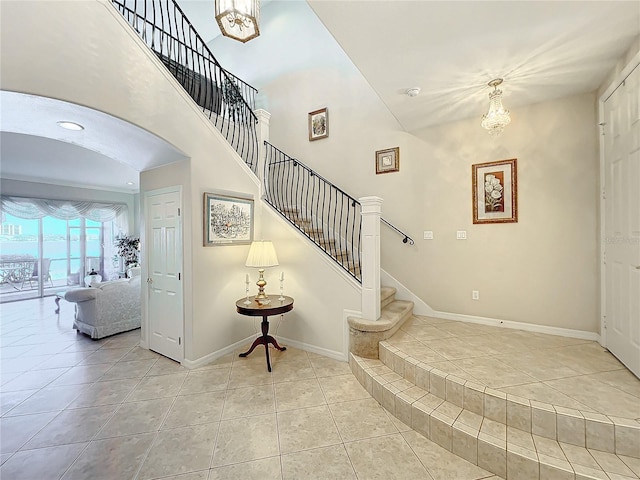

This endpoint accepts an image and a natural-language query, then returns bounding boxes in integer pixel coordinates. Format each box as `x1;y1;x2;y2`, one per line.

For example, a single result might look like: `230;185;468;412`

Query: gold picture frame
375;147;400;174
472;158;518;224
308;107;329;141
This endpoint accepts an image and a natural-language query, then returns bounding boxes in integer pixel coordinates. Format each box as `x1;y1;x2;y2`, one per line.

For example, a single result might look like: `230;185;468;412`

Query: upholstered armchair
64;274;141;339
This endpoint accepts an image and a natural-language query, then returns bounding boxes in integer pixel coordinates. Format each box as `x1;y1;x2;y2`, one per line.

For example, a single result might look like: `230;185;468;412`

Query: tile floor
390;315;640;420
1;297;501;480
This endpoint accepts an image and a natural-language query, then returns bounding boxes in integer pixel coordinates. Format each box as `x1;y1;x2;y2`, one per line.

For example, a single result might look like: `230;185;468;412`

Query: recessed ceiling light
126;182;135;186
406;87;421;97
57;121;84;131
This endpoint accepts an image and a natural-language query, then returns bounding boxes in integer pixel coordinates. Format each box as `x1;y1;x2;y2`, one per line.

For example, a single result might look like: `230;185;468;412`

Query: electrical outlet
456;230;467;240
423;230;433;240
472;290;480;300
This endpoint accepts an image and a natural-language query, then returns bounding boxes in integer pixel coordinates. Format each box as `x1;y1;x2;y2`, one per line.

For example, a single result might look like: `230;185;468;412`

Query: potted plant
115;235;140;276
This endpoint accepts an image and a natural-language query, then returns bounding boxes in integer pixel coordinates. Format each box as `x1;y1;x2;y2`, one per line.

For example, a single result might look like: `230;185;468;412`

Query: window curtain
0;196;129;230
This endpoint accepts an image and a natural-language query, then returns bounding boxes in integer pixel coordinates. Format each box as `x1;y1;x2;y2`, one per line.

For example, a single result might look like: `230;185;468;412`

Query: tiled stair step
350;354;640;480
378;341;640;460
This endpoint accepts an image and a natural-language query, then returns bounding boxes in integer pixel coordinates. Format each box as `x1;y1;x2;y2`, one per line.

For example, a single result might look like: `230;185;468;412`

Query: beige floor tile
588;369;640;398
0;411;59;453
589;450;637;477
100;359;156;381
493;351;582;381
618;455;640;477
228;363;273;389
272;359;317;383
270;346;309;365
60;432;156;480
212;413;279;467
329;398;398;442
209;456;282;480
222;384;275;420
277;404;341;454
3;383;89;416
403;429;493;480
164;471;209;480
180;368;231;395
281;444;356;480
125;372;187;402
146;356;188;376
0;389;38;415
79;347;131;365
137;424;218;479
453;357;538;388
274;378;327;411
346;433;432;480
1;442;86;480
163;391;225;429
95;397;173;439
120;346;162;362
48;363;112;387
68;378;140;408
1;367;69;392
23;404;116;449
309;356;352;377
500;382;594;412
318;374;369;403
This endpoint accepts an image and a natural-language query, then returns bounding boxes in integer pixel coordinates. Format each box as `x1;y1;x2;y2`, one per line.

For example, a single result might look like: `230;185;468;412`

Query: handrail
381;218;415;245
110;0;259;173
264;142;362;282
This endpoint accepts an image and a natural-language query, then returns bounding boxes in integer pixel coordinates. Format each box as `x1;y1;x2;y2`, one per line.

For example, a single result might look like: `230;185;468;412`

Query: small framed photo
472;158;518;224
375;147;400;174
308;107;329;141
203;192;254;246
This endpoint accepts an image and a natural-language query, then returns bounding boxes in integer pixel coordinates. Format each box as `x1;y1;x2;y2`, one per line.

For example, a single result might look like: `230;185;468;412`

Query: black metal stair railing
110;0;259;174
264;142;363;282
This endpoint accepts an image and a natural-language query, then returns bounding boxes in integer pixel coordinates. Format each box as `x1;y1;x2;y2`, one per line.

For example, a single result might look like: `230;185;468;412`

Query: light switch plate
456;230;467;240
423;230;434;240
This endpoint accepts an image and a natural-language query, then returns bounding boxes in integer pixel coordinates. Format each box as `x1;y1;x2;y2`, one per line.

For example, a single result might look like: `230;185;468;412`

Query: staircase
349;290;640;480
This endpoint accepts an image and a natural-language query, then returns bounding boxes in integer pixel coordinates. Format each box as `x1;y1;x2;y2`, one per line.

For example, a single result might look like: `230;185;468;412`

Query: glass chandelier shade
215;0;260;43
481;79;511;136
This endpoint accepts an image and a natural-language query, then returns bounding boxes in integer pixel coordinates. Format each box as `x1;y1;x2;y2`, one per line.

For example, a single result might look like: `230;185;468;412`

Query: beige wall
262;46;600;333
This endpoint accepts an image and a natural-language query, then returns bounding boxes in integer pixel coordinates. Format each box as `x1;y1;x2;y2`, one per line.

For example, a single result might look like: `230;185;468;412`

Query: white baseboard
276;335;347;362
343;309;361;361
431;310;600;341
380;268;599;342
181;335;255;369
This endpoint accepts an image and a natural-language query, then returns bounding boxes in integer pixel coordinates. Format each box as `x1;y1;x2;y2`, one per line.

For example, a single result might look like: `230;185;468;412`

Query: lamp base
254;268;270;304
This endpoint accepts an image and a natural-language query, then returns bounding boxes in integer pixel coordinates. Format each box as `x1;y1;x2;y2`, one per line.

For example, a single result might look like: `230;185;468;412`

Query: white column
254;109;271;195
359;196;382;321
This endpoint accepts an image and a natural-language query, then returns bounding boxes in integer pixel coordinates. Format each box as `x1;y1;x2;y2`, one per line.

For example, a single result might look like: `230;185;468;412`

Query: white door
603;62;640;378
146;187;184;362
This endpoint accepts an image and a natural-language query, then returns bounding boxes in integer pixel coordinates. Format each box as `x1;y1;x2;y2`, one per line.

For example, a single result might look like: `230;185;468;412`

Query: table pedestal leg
238;316;287;372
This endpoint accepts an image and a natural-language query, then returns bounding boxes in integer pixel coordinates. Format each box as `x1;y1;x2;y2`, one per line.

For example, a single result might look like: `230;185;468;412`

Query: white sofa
64;273;141;339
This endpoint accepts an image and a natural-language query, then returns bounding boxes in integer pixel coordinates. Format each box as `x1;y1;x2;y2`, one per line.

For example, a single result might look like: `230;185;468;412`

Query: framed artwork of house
203;192;254;246
375;147;400;174
472;158;518;224
308;107;329;141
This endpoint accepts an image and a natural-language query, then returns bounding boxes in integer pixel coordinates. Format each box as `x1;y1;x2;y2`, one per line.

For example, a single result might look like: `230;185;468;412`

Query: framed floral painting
472;158;517;224
308;107;328;141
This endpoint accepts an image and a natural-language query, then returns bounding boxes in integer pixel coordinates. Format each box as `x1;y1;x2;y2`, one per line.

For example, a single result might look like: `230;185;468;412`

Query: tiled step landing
349;290;640;479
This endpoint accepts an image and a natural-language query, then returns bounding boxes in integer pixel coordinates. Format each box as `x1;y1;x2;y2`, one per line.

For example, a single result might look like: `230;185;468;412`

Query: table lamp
245;240;279;304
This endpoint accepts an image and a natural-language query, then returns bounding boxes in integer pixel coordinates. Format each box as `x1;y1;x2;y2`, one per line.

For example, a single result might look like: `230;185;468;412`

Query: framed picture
308;107;329;141
375;147;400;174
203;192;254;246
472;158;518;224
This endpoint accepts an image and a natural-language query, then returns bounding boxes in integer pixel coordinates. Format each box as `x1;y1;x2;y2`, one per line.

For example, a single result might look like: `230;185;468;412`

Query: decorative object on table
114;235;140;273
244;273;251;305
278;271;285;301
215;0;260;43
472;158;518;224
481;78;511;136
375;147;400;174
84;268;102;287
204;192;254;246
308;107;328;141
245;240;279;304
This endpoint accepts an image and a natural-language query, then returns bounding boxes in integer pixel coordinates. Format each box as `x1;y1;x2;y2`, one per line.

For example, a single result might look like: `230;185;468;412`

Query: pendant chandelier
215;0;260;43
481;78;511;136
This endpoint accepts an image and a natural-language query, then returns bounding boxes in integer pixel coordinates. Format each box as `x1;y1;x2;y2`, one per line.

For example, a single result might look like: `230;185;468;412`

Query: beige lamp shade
245;240;279;268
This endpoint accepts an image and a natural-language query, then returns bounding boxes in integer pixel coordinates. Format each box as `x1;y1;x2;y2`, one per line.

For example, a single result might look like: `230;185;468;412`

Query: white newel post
360;196;382;321
254;109;271;195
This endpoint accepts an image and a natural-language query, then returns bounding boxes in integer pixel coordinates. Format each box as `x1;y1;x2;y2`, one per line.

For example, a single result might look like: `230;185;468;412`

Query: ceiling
1;0;638;192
